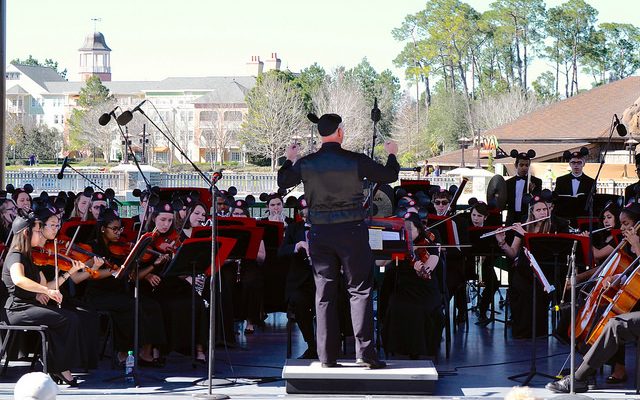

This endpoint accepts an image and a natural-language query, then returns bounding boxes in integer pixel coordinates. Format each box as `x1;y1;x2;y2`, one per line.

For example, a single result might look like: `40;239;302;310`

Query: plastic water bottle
125;350;135;384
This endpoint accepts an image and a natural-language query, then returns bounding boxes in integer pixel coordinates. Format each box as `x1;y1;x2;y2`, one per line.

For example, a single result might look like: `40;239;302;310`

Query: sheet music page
381;231;400;241
369;229;383;250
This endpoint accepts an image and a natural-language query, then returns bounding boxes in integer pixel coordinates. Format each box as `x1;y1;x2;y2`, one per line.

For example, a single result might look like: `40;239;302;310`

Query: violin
410;232;435;280
151;229;182;255
32;246;99;279
51;240;119;271
107;241;163;264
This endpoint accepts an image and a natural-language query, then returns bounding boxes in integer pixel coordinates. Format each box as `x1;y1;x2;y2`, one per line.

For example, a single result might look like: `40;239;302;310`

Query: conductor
278;113;399;369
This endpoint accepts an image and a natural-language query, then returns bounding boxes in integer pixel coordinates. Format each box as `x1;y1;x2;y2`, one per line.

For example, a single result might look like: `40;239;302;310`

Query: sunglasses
434;200;449;206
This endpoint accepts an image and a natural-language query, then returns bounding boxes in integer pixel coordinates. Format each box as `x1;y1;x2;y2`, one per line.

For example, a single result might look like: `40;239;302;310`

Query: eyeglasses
434;200;449;206
107;226;124;233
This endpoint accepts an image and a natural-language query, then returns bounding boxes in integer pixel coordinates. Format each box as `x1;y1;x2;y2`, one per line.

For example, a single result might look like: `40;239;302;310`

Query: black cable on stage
436;350;570;376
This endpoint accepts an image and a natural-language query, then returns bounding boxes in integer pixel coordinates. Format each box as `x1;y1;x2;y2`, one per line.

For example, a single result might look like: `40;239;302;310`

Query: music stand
161;237;236;367
554;195;587;226
508;247;557;386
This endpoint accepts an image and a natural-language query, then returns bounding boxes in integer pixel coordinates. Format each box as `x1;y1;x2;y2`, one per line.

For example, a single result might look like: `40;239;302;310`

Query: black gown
381;246;444;357
2;251;83;373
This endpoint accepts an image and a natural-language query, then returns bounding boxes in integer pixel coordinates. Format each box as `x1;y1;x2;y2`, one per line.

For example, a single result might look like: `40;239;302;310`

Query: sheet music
381;231;400;241
523;247;555;293
368;229;383;250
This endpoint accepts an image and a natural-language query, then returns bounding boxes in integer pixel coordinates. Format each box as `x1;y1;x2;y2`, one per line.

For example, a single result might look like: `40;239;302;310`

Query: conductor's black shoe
356;357;387;369
545;376;588;393
321;361;341;368
298;348;318;360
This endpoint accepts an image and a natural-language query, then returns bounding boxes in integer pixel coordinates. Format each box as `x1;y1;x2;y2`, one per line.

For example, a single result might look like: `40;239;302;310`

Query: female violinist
231;200;266;334
381;212;443;358
86;208;167;367
11;187;32;213
34;204;104;371
496;194;565;339
1;210;84;386
142;201;208;364
0;198;17;244
180;201;207;241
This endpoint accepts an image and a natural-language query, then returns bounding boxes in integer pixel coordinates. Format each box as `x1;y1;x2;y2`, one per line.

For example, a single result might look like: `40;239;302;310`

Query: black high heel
50;372;79;387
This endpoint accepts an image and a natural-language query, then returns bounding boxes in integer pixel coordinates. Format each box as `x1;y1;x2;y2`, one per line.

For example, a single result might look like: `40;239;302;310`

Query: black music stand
162;237;236;368
107;233;161;386
508;248;556;386
467;226;505;325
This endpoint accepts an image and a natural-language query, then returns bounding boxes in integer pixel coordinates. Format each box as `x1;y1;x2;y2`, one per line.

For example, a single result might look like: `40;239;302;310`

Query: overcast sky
6;0;640;88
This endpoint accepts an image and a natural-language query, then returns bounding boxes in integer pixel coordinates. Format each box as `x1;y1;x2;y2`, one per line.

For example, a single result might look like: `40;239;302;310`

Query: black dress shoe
356;357;386;369
50;372;79;387
605;374;627;384
545;375;588;393
321;361;341;368
298;348;318;359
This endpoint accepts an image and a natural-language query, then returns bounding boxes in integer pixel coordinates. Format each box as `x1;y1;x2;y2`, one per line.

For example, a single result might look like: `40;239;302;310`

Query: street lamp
458;137;471;167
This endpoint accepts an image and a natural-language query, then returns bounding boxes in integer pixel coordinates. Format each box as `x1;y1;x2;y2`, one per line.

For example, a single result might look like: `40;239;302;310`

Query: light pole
626;137;638;164
458;137;471;167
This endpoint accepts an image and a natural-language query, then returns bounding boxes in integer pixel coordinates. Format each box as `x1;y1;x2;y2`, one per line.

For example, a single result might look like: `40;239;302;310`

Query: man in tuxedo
553;147;594;222
505;149;542;224
625;154;640;205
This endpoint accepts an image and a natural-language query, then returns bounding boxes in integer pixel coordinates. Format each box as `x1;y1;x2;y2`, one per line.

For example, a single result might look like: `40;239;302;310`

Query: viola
50;240;119;272
410;234;435;280
32;246;100;279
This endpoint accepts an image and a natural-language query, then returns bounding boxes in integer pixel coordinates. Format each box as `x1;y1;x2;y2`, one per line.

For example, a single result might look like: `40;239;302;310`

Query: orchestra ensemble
3;133;640;394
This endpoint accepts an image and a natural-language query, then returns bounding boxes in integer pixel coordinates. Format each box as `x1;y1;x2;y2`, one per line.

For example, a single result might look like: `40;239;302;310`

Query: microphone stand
62;164;122;206
125;102;228;399
554;241;592;400
365;98;381;218
584;115;617;269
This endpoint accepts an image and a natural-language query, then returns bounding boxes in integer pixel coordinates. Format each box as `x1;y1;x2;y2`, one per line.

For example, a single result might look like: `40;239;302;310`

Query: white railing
6;171;126;194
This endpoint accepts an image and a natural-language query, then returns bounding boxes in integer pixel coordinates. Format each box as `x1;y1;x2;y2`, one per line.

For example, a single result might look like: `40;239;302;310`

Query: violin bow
54;239;61;308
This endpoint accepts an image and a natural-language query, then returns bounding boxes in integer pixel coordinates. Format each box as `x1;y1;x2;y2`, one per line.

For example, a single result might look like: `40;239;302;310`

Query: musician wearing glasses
278;113;399;369
432;191;452;216
505;149;542;225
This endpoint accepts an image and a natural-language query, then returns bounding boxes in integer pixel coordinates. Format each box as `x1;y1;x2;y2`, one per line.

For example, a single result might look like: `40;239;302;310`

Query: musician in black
278;197;317;359
624;154;640;205
505;149;542;224
554;147;594;222
278;113;399;369
547;205;640;392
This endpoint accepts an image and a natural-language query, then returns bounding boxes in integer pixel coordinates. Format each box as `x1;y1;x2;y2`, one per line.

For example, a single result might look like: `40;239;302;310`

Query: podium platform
282;359;438;395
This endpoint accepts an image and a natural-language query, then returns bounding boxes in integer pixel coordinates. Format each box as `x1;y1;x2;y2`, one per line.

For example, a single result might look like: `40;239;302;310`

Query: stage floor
0;300;638;399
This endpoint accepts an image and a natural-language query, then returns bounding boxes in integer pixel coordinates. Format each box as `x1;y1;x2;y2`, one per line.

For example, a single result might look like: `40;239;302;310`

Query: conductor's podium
282;359;438;395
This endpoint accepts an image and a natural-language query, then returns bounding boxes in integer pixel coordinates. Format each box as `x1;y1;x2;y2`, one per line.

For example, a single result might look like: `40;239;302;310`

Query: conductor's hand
46;289;63;304
384;140;398;155
285;143;301;162
145;273;161;287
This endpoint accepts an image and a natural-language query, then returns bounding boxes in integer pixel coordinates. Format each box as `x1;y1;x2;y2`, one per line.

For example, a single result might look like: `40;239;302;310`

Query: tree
19;125;61;160
294;63;327;112
391;94;431;165
240;72;307;171
532;71;558;102
11;55;67;79
471;90;546;133
68;76;116;162
312;69;371;154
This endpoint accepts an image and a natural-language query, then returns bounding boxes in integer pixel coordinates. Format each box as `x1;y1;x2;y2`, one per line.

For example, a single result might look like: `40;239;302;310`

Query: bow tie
515;176;526;181
572;176;581;181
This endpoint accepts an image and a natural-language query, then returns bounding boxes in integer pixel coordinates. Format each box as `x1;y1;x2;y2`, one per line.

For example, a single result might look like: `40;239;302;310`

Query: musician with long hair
496;195;563;338
86;208;167;367
0;198;18;244
381;212;443;358
2;209;84;386
69;191;91;221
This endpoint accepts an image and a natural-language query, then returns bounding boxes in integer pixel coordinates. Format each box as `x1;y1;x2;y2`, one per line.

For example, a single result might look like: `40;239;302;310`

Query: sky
6;0;640;88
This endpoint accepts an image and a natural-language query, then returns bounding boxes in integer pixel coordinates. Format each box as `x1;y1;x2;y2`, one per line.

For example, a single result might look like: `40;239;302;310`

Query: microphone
98;106;119;126
57;157;69;180
614;114;627;137
117;100;147;126
212;170;223;184
371;97;381;123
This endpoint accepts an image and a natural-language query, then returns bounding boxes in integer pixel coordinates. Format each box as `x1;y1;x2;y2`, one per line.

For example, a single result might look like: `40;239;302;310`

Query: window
5;72;20;80
154;152;168;163
199;111;217;122
230;151;241;162
54;115;59;124
204;151;217;163
224;111;243;121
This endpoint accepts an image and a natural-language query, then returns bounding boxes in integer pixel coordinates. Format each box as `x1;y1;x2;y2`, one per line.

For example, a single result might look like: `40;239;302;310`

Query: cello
574;221;640;342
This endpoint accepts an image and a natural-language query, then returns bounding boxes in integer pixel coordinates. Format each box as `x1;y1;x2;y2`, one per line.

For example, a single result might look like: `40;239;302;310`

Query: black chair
0;318;49;375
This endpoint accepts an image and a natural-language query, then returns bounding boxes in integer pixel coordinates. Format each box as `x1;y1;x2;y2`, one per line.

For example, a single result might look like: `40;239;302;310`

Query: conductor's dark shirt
278;142;400;224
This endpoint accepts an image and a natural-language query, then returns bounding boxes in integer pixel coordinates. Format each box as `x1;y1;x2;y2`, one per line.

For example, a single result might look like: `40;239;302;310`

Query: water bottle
125;350;135;384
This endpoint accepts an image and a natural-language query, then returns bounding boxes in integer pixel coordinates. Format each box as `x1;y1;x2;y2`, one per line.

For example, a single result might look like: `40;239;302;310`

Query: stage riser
286;379;435;395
